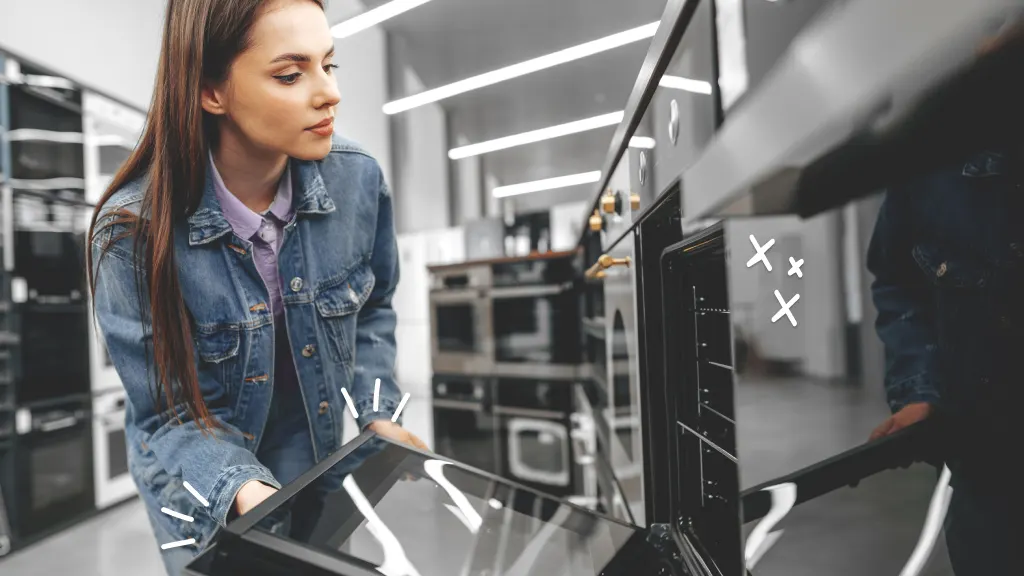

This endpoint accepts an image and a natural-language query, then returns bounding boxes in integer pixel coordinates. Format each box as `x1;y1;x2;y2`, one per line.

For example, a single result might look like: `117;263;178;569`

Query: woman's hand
367;420;429;451
234;480;279;516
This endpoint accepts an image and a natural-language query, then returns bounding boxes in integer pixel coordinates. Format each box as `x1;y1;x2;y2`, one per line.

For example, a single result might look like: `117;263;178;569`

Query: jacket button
936;262;948;278
318;400;329;415
302;344;316;358
290;277;304;292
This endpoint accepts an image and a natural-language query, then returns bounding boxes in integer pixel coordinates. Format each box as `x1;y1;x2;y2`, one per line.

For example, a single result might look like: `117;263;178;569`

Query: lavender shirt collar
208;151;294;241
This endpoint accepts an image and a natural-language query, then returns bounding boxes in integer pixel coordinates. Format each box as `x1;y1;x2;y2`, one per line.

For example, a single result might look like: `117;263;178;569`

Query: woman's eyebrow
269;46;335;64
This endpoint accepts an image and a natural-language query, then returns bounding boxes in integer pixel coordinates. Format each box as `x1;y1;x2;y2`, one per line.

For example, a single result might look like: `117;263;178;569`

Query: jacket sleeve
91;219;281;527
866;190;942;413
351;167;404;430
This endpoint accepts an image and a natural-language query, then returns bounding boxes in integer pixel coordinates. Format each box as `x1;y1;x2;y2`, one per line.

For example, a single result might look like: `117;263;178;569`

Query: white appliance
92;389;136;509
82;91;141;395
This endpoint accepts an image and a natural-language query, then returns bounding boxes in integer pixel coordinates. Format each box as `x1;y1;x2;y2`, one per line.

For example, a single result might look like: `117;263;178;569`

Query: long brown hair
87;0;324;433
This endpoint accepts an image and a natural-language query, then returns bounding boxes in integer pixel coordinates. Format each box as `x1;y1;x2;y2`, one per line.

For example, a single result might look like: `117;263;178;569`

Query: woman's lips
306;118;334;136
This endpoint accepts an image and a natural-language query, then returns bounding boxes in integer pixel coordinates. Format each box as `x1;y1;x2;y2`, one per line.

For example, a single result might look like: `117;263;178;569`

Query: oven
490;283;580;365
429;265;494;375
494;378;582;499
14;303;91;406
431;375;499;475
92;389;134;509
11;398;94;539
4;60;84;189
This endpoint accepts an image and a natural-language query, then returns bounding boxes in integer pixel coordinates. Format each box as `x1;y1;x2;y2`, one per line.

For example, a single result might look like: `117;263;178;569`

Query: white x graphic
788;257;804;278
746;235;775;272
772;290;800;327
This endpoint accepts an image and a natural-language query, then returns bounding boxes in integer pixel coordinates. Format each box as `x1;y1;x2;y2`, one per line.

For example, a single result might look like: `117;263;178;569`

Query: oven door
491;284;581;366
15;303;91;405
496;379;577;498
13;401;94;539
92;391;134;510
430;289;494;375
432;376;499;475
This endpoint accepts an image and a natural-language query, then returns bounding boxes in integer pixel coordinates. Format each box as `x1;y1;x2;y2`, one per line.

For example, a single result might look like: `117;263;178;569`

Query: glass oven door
13;402;94;539
201;434;695;576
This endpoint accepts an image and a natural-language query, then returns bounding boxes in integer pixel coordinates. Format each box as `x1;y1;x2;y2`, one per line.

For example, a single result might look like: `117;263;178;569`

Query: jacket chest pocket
912;244;997;357
196;326;243;395
315;263;376;364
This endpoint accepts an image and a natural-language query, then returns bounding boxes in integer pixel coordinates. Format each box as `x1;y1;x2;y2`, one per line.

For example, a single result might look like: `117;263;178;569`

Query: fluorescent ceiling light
629;136;656;149
332;0;435;39
449;112;624;159
384;21;660;115
660;75;713;94
493;171;602;198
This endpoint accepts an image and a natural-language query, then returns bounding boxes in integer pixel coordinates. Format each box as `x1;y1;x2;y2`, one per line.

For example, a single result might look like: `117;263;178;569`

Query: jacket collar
187;157;336;246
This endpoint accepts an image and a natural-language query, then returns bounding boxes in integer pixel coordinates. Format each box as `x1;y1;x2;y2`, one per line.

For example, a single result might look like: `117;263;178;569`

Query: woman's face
202;0;341;161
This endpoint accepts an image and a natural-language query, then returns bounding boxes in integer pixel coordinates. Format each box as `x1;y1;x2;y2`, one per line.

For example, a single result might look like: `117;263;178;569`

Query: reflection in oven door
432;377;499;475
92;391;135;510
13;402;94;539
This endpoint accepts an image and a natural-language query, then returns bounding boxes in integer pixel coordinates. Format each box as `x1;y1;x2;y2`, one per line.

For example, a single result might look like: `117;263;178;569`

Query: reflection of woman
87;1;425;574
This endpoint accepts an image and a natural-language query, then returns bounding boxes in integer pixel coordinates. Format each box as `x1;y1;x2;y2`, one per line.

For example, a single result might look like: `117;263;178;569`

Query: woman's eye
324;64;339;74
274;73;301;85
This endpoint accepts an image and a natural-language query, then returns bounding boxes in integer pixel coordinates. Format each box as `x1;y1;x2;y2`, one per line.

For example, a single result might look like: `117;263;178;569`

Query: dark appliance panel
14;303;91;405
491;284;581;365
431;376;499;475
11;399;94;540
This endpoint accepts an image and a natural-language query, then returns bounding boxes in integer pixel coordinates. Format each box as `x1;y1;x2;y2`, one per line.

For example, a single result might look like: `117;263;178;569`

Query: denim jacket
90;136;403;547
867;151;1024;427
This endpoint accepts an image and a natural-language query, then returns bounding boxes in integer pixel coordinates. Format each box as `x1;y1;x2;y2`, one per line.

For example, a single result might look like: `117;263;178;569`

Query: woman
87;1;426;573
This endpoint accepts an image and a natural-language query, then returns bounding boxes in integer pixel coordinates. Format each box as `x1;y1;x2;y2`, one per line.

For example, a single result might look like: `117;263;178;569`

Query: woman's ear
201;83;228;116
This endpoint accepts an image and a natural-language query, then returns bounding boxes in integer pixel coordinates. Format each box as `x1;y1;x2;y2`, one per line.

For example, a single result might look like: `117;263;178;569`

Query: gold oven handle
584;254;632;280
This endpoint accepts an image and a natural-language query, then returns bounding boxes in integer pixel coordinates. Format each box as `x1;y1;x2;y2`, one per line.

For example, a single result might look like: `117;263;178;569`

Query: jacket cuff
207;464;282;527
356;398;401;431
886;373;941;413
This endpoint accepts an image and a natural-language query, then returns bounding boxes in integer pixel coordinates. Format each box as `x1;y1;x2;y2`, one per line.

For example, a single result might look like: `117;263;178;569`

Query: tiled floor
0;384;956;575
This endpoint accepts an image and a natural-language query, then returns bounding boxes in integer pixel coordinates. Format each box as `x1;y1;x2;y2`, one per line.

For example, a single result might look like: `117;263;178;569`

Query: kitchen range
186;0;1023;574
0;50;141;557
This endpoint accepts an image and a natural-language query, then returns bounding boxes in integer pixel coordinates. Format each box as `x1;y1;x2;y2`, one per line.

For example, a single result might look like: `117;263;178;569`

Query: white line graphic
182;481;209;508
160;538;196;551
374;378;381;412
341;387;359;418
160;507;194;523
392;393;411;423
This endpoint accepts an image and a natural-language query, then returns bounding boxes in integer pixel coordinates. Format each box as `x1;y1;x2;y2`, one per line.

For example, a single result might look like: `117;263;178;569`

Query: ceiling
353;0;669;210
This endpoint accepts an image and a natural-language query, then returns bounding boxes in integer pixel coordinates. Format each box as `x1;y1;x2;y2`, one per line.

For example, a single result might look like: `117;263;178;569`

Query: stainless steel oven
429;265;494;375
92;389;134;510
12;399;94;539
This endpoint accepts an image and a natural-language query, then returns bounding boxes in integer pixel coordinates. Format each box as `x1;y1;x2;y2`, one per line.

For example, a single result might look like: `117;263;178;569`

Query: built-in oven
429;264;494;375
92;389;134;510
14;303;91;406
432;375;499;475
494;378;582;499
4;60;84;189
490;282;580;365
11;398;94;540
